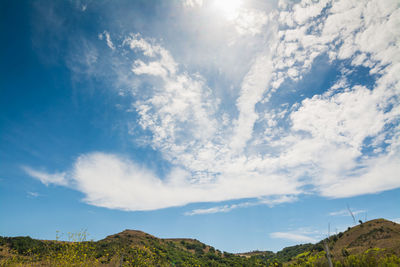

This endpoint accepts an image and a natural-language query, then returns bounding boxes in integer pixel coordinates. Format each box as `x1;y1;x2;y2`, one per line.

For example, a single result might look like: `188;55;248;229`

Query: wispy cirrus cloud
27;191;40;198
271;225;325;243
329;209;366;217
23;166;68;186
185;195;297;216
98;31;115;50
185;203;251;216
270;232;317;243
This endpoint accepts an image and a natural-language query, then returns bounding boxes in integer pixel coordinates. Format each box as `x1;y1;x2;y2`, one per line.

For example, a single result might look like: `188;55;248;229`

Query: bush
7;236;46;255
342;248;349;257
194;246;204;255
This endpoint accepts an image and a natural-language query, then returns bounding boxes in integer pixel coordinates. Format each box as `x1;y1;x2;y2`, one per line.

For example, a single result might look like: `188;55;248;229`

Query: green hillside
1;219;399;266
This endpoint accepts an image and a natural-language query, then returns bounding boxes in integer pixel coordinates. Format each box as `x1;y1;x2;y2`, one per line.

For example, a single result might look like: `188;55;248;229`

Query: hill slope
331;218;400;257
101;229;216;254
1;218;399;266
283;218;400;266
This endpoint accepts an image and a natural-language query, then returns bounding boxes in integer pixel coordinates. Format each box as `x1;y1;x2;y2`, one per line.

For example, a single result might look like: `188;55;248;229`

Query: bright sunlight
212;0;243;20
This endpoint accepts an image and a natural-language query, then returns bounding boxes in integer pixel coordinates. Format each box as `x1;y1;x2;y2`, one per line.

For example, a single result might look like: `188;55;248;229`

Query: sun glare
213;0;243;20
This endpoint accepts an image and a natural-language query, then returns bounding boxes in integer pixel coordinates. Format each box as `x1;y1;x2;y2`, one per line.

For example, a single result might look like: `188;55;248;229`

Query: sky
1;0;400;253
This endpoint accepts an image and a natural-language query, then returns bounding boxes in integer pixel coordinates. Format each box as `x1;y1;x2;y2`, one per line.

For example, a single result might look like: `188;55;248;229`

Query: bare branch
347;204;356;225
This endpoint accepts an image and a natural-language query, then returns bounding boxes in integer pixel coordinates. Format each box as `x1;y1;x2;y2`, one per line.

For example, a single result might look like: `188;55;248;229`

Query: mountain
101;229;215;254
1;218;399;266
329;218;400;257
283;218;400;266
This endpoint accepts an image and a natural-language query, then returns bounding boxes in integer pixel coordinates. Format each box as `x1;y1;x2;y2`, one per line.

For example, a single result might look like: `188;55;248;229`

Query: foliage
2;236;399;267
1;219;400;266
287;247;400;267
1;236;46;255
276;243;315;262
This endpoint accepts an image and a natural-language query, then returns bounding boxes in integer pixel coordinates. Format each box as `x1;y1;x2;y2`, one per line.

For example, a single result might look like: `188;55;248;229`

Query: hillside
1;218;399;266
101;229;216;254
284;218;400;266
330;218;400;257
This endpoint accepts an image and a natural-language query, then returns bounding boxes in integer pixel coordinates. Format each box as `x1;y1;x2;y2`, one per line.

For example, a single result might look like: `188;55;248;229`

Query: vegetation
0;219;399;266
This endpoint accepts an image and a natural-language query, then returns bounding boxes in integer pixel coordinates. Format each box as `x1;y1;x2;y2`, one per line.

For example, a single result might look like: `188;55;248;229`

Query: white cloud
233;8;269;36
27;191;40;198
270;232;317;243
185;202;252;216
259;195;298;207
182;0;203;8
293;0;329;25
69;153;299;211
329;209;366;217
98;31;115;50
319;152;400;198
27;0;400;212
230;53;274;152
125;34;178;84
185;195;297;216
66;39;99;79
266;0;400;198
23;166;68;186
391;218;400;224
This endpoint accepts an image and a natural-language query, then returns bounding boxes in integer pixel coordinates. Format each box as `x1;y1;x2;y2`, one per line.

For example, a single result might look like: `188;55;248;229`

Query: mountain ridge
1;218;399;266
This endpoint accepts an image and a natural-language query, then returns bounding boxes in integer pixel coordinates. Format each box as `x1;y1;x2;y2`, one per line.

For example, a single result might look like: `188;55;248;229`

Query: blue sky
1;0;400;253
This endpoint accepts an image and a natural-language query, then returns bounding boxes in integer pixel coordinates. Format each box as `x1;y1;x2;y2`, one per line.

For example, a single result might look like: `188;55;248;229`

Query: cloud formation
23;166;68;186
329;209;366;217
98;31;115;50
185;203;251;216
185;195;297;216
270;232;317;243
25;0;400;212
